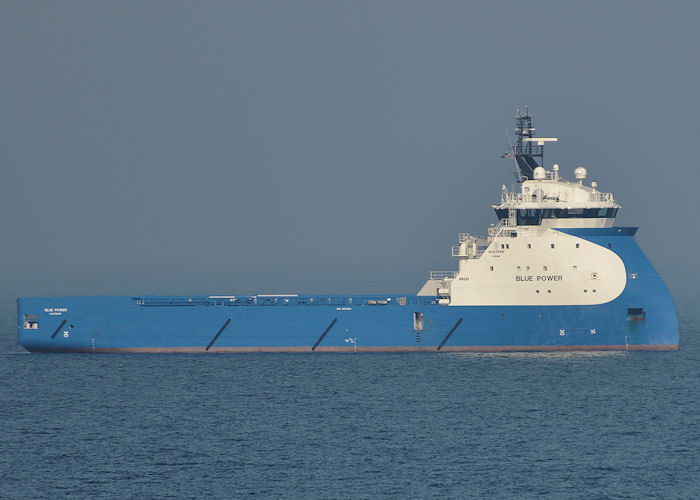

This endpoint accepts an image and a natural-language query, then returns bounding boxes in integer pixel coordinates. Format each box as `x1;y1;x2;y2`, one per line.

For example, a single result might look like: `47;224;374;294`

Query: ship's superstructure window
528;244;532;249
591;272;598;280
543;266;548;271
495;208;620;226
490;266;494;271
551;244;555;249
576;243;580;248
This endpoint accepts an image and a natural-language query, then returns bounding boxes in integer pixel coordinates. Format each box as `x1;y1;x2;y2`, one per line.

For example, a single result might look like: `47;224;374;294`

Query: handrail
430;271;457;280
492;211;517;238
499;190;616;204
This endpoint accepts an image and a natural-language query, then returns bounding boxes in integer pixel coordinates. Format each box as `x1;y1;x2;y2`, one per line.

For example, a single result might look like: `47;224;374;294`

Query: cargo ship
17;109;679;353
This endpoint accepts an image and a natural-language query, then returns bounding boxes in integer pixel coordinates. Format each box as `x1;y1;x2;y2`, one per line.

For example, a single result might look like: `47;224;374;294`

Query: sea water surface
1;274;698;498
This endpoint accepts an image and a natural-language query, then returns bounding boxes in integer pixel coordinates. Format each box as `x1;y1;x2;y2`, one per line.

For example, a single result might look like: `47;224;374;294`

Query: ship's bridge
493;165;619;229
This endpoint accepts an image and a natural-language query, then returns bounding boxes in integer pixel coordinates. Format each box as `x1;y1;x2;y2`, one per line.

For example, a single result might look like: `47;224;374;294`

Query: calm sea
1;273;698;499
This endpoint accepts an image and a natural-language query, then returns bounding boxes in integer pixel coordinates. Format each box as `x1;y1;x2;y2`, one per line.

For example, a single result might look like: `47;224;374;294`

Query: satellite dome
533;166;546;180
574;166;587;180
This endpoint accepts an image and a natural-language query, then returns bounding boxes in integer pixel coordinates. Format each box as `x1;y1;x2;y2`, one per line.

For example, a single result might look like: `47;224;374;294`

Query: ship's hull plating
17;228;679;353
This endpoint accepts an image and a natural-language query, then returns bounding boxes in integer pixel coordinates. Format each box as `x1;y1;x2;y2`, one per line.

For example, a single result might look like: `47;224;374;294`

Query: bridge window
503;207;620;225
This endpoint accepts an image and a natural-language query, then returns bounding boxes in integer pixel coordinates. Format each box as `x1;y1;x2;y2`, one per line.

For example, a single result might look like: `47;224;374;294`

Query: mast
511;107;557;182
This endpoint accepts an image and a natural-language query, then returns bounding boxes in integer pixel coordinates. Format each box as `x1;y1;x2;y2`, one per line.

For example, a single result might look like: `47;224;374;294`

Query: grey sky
2;1;698;296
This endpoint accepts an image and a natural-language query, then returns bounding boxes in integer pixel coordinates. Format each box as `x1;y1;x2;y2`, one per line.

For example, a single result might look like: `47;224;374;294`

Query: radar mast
511;107;557;182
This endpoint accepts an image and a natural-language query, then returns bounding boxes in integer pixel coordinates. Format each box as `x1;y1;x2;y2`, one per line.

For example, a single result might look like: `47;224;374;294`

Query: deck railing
134;294;436;307
429;271;457;280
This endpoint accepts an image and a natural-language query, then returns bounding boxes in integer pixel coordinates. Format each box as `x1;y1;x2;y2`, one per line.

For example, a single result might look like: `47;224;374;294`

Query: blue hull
17;228;679;352
17;294;678;353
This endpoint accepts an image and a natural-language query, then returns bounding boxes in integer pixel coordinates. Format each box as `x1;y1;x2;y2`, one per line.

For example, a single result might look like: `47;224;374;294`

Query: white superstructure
497;164;619;228
419;130;626;307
